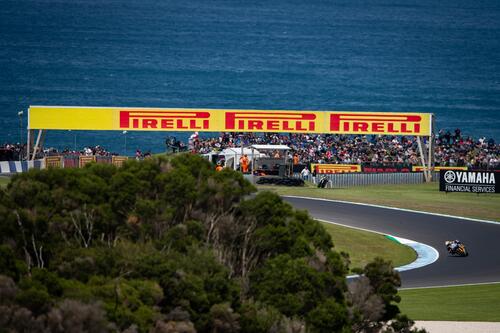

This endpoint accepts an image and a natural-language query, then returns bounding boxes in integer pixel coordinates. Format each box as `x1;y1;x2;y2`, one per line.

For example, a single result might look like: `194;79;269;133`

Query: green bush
15;287;51;315
0;245;24;281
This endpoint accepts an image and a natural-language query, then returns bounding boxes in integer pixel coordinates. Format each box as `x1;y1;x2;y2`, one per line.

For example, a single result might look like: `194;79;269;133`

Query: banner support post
427;114;435;181
31;130;46;161
26;129;32;160
417;136;429;182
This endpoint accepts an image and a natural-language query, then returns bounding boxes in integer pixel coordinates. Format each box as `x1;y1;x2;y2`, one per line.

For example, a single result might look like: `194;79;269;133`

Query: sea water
0;0;499;155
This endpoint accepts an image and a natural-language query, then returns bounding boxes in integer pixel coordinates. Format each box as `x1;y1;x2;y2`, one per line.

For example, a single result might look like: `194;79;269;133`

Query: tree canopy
0;154;424;333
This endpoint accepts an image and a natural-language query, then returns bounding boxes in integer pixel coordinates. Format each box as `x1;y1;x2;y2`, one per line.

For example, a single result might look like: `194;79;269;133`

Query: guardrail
0;160;45;174
293;172;440;188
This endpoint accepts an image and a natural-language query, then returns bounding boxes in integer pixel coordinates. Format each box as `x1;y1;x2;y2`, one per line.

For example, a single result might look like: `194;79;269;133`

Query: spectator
300;166;310;179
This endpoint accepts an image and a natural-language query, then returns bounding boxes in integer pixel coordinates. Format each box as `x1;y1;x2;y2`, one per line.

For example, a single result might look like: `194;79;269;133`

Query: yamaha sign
440;170;499;193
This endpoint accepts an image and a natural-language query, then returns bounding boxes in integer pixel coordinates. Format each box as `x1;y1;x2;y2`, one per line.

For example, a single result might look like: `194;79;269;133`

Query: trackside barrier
45;156;63;168
96;156;112;164
112;156;128;167
313;164;361;174
412;165;468;172
0;159;45;174
63;156;79;168
431;171;439;182
296;172;426;188
0;156;128;174
79;156;96;168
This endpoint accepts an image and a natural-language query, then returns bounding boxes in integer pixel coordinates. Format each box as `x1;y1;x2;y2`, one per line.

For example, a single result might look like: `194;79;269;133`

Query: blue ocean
1;0;499;155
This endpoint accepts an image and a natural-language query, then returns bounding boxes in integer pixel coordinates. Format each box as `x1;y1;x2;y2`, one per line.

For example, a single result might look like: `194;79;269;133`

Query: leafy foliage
0;154;420;332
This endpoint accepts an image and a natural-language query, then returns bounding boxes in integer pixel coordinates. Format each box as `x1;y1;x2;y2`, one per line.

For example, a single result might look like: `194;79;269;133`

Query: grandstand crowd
191;129;499;170
0;143;25;161
0;143;116;161
2;129;499;169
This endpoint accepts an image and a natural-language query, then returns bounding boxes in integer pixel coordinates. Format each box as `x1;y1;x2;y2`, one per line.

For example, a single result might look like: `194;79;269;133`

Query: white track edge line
316;218;387;236
285;195;500;225
399;281;500;290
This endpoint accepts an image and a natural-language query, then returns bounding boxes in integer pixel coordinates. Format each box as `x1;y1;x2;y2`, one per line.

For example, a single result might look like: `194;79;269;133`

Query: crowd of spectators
58;145;115;157
434;129;498;169
0;144;118;161
2;129;499;169
191;130;499;170
166;136;188;153
0;143;25;161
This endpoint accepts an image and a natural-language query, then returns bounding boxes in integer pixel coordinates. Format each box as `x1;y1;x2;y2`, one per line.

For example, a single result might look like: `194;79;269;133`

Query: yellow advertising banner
326;112;431;136
312;164;361;174
112;156;129;167
44;156;62;168
28;106;432;136
412;166;468;172
79;156;96;168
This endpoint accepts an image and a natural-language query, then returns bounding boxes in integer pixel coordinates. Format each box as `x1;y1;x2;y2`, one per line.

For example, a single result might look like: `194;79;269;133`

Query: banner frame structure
25;106;435;180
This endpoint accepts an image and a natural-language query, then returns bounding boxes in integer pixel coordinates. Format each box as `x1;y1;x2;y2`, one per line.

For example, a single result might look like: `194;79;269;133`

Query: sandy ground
416;321;500;333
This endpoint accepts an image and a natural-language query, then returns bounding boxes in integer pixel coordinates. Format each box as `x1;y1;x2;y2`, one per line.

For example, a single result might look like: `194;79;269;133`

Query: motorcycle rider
446;240;461;254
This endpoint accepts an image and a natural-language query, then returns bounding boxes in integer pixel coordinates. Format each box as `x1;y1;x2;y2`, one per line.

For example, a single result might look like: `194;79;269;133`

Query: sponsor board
45;156;62;168
79;156;96;168
362;164;412;173
225;110;318;132
439;170;499;193
413;166;468;172
120;110;211;131
313;164;361;174
112;156;128;167
28;106;432;136
328;112;431;136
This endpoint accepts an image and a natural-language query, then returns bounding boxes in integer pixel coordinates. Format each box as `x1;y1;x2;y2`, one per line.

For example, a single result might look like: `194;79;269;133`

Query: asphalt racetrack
283;196;500;288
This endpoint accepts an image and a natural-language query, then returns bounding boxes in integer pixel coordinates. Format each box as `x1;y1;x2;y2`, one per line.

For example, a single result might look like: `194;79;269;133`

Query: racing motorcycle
445;240;468;257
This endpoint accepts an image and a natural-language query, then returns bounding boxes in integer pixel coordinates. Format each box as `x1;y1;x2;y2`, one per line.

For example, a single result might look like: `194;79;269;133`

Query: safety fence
0;156;129;174
0;160;45;174
293;171;440;188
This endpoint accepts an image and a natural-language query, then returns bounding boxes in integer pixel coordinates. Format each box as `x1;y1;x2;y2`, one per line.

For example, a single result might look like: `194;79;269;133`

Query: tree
209;303;241;333
0;245;25;281
250;254;343;318
239;301;283;333
362;258;401;321
306;298;349;333
45;299;112;333
347;276;385;333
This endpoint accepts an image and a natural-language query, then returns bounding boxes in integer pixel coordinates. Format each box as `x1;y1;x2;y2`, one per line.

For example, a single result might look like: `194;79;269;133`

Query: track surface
284;196;500;288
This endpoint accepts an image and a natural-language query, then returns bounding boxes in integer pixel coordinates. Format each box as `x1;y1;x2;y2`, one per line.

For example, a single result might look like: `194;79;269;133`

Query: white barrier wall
0;159;45;174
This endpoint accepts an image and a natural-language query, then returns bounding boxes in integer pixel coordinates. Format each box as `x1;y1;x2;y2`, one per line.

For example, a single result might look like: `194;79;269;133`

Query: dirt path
416;321;500;333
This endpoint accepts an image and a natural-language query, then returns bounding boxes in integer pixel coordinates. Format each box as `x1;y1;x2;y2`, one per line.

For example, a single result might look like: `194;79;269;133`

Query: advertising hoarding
362;164;412;173
413;166;468;172
313;164;361;174
29;106;432;136
328;112;431;136
439;170;499;193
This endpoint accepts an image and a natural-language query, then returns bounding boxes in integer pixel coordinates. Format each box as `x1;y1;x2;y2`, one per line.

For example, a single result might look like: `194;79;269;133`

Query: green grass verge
399;283;500;322
258;182;500;222
0;176;10;188
321;222;416;271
